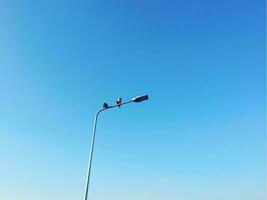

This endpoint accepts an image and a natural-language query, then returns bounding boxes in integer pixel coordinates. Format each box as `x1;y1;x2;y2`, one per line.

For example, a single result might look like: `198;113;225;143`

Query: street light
83;94;149;200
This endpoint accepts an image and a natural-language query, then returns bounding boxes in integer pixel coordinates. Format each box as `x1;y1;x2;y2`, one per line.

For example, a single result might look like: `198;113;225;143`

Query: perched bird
103;102;109;109
116;97;122;107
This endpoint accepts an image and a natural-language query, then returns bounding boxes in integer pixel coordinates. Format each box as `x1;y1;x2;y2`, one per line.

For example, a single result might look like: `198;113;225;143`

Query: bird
116;98;122;108
103;102;109;109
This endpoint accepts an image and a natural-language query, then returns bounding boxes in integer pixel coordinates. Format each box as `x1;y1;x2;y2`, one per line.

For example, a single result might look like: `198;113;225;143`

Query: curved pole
83;101;133;200
83;108;105;200
83;99;139;200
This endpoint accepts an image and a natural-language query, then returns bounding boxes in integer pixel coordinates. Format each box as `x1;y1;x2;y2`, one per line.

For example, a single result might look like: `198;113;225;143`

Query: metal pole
83;102;132;200
83;109;104;200
83;96;148;200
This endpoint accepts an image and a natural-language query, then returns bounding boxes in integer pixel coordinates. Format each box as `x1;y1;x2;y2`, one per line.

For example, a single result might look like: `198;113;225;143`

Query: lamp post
83;95;149;200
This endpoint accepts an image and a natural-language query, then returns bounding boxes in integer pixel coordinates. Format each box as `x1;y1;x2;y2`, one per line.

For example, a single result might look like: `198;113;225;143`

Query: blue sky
0;0;265;199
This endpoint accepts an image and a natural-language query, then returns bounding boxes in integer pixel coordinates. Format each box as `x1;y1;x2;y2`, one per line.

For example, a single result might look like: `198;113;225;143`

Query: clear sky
0;0;265;200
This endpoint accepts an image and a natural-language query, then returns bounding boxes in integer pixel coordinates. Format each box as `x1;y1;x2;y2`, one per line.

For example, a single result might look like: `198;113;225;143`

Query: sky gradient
0;0;266;200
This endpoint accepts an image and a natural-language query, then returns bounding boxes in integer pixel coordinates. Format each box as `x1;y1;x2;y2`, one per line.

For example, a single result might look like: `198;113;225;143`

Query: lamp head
132;95;149;103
